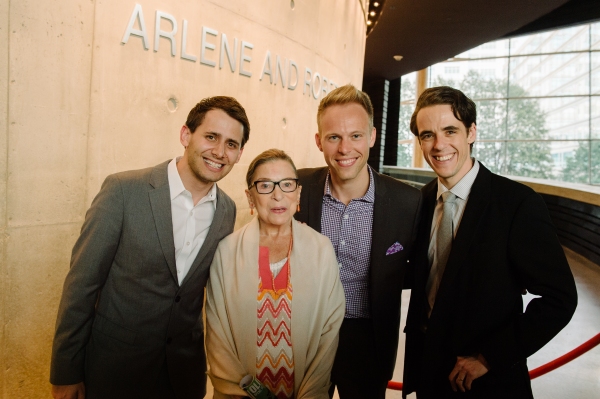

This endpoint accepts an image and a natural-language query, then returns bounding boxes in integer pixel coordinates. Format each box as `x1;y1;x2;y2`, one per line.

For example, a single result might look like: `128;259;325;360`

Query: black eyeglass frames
249;179;299;194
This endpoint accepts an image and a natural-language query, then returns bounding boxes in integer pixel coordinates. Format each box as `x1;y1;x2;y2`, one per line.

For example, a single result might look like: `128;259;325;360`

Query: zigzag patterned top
256;246;294;399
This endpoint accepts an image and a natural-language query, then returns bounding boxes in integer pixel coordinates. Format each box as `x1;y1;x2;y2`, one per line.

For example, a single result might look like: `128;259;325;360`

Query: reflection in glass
509;53;589;97
509;25;589;55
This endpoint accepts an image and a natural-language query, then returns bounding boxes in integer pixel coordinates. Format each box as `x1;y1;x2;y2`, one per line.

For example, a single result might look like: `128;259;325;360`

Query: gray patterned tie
426;191;457;316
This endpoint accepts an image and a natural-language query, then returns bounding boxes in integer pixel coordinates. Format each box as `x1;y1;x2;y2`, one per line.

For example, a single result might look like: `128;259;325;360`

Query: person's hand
448;354;489;392
51;382;85;399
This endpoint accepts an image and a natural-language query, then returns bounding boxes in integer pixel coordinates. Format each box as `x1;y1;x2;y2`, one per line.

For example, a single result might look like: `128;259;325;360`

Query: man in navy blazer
403;86;577;398
295;84;421;398
50;97;250;399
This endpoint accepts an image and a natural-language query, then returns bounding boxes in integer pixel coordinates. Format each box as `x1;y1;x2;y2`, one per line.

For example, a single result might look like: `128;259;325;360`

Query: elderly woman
206;149;345;399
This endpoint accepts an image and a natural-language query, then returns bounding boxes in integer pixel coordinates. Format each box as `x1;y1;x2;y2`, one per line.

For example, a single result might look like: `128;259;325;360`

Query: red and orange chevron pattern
256;251;294;399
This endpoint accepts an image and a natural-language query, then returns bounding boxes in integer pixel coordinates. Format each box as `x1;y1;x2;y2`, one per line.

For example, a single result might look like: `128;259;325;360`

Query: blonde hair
316;84;374;133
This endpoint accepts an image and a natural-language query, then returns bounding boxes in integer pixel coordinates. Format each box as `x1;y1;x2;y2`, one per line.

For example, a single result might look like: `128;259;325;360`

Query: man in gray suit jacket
50;97;250;399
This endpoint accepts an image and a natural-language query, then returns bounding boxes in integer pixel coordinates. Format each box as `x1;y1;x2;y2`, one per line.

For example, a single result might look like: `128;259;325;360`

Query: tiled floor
207;247;600;398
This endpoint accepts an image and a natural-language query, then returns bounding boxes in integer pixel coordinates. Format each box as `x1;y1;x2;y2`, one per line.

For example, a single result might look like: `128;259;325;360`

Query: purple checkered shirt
321;167;375;318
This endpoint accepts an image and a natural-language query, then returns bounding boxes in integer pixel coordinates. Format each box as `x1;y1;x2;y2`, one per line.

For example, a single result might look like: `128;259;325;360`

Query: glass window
430;59;509;99
396;22;599;186
506;98;546;141
591;141;600;184
396;143;413;168
508;97;589;140
510;25;589;55
399;72;417;141
509;53;589;97
592;96;600;139
592;52;600;94
455;39;510;58
504;141;554;179
472;142;506;175
592;21;600;50
474;100;507;140
561;140;591;184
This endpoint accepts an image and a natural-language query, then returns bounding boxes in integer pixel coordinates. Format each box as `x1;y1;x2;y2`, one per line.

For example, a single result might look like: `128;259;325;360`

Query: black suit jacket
51;161;236;399
295;167;422;380
403;163;577;398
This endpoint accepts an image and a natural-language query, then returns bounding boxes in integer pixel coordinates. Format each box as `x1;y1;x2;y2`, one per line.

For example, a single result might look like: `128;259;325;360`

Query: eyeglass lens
254;179;298;194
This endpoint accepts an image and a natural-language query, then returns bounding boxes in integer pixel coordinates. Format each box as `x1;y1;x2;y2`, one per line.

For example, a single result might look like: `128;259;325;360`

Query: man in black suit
295;84;421;399
403;86;577;398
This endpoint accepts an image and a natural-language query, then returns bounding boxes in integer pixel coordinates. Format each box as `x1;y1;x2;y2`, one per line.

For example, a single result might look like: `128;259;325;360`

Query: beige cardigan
206;217;345;399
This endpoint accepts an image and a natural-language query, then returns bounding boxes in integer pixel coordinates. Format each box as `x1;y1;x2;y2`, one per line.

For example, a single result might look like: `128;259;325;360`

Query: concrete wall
0;1;367;397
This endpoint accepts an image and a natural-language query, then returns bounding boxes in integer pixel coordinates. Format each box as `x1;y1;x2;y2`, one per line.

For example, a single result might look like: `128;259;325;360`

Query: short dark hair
246;149;298;188
410;86;477;143
185;96;250;147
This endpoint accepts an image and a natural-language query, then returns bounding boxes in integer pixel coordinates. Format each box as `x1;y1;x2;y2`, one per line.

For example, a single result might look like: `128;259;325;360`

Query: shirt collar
436;158;480;201
324;165;375;203
168;157;218;202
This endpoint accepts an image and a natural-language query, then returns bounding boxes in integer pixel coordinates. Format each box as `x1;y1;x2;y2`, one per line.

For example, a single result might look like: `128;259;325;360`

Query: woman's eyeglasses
250;179;299;194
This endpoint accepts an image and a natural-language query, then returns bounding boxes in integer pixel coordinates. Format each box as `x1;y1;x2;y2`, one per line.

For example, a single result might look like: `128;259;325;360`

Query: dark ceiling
363;0;600;82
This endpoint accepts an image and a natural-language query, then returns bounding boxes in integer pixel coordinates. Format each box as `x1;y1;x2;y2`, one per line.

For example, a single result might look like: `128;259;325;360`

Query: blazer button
175;295;181;302
166;337;172;344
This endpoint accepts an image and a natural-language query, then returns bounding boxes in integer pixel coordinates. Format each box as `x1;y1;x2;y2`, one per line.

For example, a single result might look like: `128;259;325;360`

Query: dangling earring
250;207;254;215
297;203;300;212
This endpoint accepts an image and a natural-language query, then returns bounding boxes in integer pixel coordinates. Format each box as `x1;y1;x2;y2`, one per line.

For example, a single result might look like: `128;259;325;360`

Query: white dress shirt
428;159;480;267
168;157;218;285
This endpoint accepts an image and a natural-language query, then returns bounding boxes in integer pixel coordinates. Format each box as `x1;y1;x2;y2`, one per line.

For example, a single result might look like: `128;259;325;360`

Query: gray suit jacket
50;160;236;399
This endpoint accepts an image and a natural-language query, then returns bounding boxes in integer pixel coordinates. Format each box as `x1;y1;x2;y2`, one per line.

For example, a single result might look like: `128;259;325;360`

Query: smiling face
180;108;244;186
315;102;376;187
245;160;301;228
416;104;476;189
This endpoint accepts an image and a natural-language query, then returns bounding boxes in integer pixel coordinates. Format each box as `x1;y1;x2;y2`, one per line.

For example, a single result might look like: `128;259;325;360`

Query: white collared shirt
428;159;480;266
168;157;218;285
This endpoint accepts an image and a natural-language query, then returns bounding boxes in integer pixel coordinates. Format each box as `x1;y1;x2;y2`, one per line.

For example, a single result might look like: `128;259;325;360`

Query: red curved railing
528;332;600;379
387;332;600;391
387;380;404;390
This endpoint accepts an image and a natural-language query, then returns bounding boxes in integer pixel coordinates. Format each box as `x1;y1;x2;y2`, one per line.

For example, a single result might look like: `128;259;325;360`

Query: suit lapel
434;165;491;306
421;180;438;266
415;180;438;288
148;161;178;284
180;185;231;289
369;172;389;274
407;180;438;330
